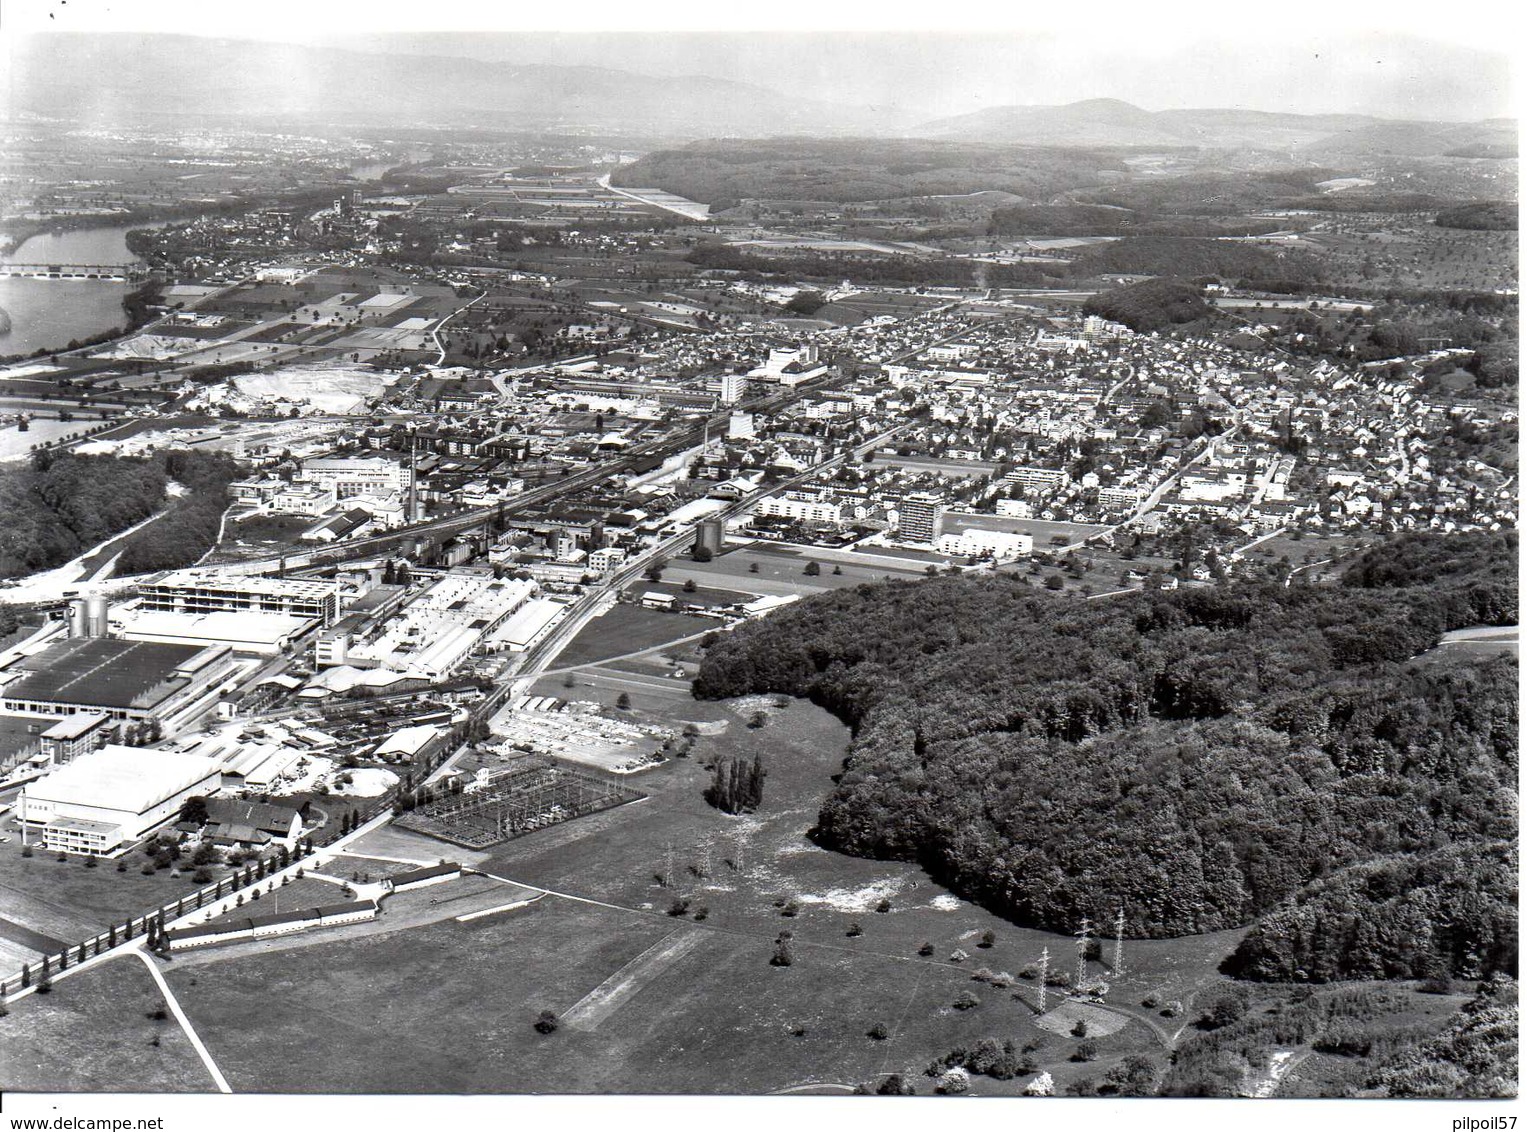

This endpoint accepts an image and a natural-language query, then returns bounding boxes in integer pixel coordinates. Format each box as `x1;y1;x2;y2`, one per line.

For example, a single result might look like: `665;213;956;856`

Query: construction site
395;756;643;849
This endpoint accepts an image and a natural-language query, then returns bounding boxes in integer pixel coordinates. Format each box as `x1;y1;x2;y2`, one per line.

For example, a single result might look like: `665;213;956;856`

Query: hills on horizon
2;33;1516;157
915;97;1518;157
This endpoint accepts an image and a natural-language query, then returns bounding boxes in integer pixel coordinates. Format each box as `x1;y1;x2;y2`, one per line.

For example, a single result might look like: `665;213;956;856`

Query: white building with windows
18;746;221;856
937;529;1034;560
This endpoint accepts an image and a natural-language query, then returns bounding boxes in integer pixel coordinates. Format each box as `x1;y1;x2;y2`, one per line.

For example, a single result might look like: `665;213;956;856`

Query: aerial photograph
0;0;1517;1122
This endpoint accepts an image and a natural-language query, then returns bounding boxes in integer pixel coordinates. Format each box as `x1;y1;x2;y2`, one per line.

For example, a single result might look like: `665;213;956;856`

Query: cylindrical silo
85;595;109;638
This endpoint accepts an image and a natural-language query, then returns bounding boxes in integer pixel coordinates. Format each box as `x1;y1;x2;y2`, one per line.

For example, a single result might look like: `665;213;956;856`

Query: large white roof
115;609;313;645
28;746;221;815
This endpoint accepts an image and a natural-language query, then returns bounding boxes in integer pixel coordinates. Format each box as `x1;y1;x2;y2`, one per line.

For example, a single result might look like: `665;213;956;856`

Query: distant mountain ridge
916;98;1518;156
5;35;1516;154
3;33;898;138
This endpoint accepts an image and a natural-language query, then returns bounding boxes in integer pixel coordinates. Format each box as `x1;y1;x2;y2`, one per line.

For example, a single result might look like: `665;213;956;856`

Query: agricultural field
0;952;214;1092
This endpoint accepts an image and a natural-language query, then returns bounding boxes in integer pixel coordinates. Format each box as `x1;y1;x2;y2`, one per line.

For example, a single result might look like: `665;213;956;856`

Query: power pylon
1037;946;1050;1014
1076;916;1092;990
1113;907;1126;976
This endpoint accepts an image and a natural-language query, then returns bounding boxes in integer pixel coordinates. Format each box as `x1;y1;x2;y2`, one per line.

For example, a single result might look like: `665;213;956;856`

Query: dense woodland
115;451;240;574
613;139;1120;210
1082;278;1213;332
1157;978;1517;1098
694;532;1517;985
0;450;239;580
1434;201;1519;232
987;204;1290;239
0;452;169;577
1069;236;1323;285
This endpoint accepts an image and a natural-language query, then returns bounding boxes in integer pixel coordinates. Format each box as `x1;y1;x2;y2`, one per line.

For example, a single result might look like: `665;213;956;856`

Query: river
0;224;149;359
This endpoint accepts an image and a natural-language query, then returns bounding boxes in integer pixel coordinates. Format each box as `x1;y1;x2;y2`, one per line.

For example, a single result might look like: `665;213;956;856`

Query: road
432;291;485;365
487;421;907;723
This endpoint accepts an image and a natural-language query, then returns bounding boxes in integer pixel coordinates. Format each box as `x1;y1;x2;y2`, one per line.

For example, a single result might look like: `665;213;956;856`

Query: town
0;14;1516;1112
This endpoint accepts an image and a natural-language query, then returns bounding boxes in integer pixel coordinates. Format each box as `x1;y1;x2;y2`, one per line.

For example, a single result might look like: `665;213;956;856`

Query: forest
1434;201;1518;231
1082;278;1213;332
0;451;169;578
0;450;240;580
1068;236;1324;285
613;138;1121;209
693;531;1517;984
115;451;241;574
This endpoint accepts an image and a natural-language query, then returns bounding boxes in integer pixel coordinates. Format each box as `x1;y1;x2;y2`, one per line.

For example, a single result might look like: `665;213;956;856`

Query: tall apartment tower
719;371;748;406
898;492;944;544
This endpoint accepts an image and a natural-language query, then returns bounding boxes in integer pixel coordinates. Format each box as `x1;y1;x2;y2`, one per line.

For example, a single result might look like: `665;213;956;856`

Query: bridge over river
0;263;143;281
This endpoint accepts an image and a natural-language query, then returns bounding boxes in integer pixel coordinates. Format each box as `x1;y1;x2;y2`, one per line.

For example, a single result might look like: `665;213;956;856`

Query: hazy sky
6;0;1518;121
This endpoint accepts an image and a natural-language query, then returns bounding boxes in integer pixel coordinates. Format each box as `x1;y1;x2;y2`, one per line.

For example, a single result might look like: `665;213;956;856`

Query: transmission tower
1075;916;1091;989
1037;946;1050;1014
1112;907;1126;976
663;841;674;889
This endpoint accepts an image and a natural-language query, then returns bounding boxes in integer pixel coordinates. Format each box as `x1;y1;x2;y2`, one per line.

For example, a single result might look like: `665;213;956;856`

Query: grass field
0;952;213;1092
623;579;754;609
4;700;1296;1095
554;605;715;669
687;545;925;593
0;841;232;942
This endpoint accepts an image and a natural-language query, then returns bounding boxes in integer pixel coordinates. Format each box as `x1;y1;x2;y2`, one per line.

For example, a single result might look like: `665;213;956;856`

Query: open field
688;545;928;592
0;951;214;1092
0;837;235;942
554;605;717;669
623;579;754;608
11;647;1479;1093
3;696;1465;1096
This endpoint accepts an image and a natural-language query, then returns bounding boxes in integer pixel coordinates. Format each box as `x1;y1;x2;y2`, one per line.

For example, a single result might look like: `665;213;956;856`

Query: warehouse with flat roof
107;606;312;656
0;638;238;728
18;745;222;856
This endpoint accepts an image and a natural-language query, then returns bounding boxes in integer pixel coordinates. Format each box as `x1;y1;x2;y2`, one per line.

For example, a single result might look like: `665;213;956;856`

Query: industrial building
344;571;537;680
297;456;411;499
37;712;110;764
693;517;726;557
136;570;345;627
107;605;312;656
483;597;566;653
17;746;222;856
163;898;380;951
0;638;238;729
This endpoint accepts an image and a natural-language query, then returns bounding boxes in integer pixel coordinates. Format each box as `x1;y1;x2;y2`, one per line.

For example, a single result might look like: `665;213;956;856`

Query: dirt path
561;927;706;1031
1245;1048;1309;1097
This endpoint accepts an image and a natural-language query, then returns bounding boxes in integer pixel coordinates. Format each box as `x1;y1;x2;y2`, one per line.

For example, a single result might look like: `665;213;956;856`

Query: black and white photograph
0;1;1518;1125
